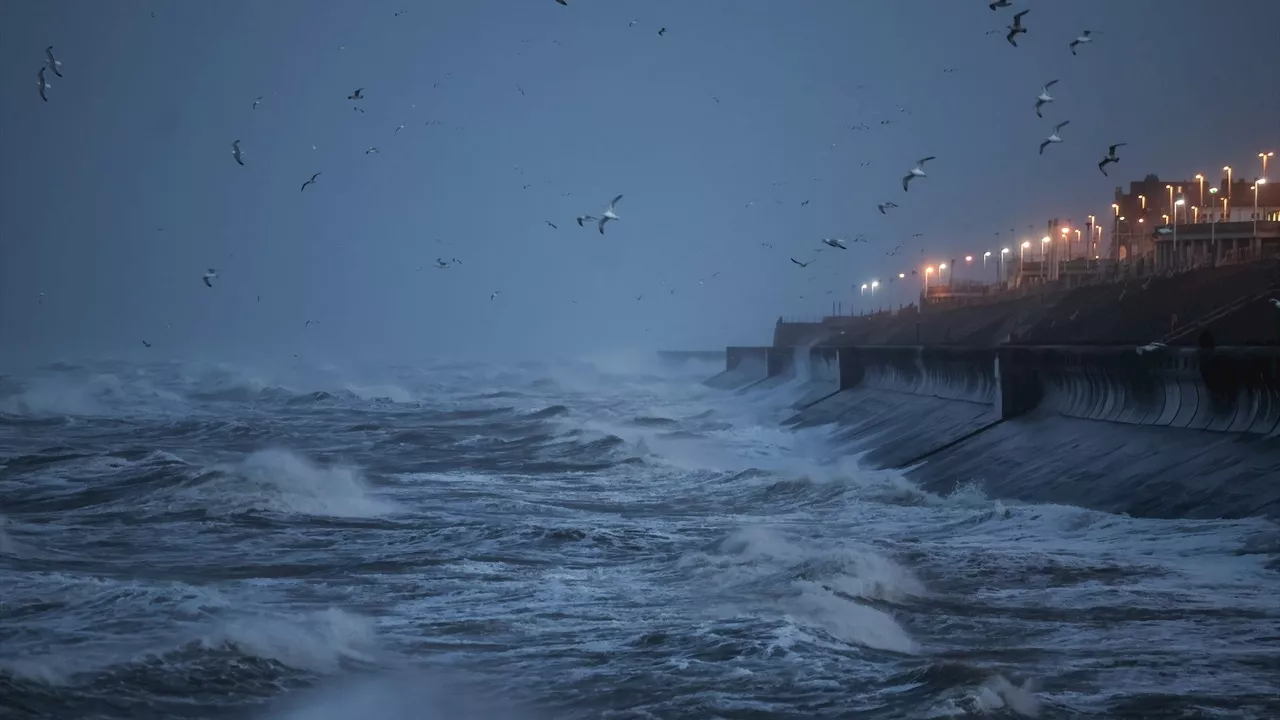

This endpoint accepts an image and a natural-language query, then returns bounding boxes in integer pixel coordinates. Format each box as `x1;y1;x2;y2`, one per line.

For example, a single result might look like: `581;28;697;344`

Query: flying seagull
490;291;501;301
658;27;666;36
597;194;622;235
253;96;263;109
394;122;406;134
989;0;1011;8
1034;79;1059;118
300;172;321;192
1069;30;1096;55
366;146;379;154
37;66;50;102
1039;121;1069;154
902;156;935;192
1098;143;1126;176
202;269;218;288
142;340;152;348
1136;341;1166;355
1006;9;1029;46
576;215;595;227
546;220;558;229
878;201;899;214
556;0;567;4
822;238;848;250
791;258;814;267
436;258;450;269
800;199;810;206
231;140;244;166
44;46;63;77
1269;298;1280;309
348;88;363;100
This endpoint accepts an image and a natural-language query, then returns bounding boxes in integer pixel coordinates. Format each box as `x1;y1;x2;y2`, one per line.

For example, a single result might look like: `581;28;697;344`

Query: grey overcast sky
2;0;1278;367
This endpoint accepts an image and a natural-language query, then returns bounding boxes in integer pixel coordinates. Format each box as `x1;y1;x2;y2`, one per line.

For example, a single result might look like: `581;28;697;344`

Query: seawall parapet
998;346;1280;435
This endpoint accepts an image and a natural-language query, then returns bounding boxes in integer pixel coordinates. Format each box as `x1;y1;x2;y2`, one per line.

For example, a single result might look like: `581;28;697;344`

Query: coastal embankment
704;343;1280;519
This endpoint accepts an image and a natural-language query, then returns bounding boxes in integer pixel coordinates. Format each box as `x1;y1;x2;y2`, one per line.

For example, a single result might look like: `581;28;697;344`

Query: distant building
1111;173;1280;266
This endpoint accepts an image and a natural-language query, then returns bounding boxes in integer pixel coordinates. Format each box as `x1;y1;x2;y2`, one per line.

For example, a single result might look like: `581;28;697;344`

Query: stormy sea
2;356;1278;720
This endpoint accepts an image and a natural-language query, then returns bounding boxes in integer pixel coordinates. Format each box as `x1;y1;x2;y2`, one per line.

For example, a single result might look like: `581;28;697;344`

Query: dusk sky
2;0;1278;367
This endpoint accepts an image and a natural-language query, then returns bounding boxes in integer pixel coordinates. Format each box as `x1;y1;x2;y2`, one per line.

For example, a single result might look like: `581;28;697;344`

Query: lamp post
1195;174;1204;209
1000;247;1010;285
1224;166;1233;206
1261;151;1274;180
1166;184;1175;222
1173;197;1185;267
924;266;934;299
1040;236;1050;271
1208;186;1219;264
939;262;949;286
1111;203;1120;265
1253;178;1267;247
1138;194;1146;210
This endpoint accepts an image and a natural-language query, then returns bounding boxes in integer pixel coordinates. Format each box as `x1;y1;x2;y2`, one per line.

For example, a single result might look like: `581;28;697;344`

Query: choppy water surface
2;357;1278;719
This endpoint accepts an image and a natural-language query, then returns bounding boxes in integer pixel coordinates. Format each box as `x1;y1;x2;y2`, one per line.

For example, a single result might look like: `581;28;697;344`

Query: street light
1138;194;1146;210
1254;178;1267;241
1224;166;1233;205
870;280;879;297
1040;235;1050;265
1174;197;1185;265
1209;186;1220;261
939;262;948;285
898;272;905;279
1166;184;1175;220
1000;247;1010;285
1261;151;1274;180
924;266;934;294
1195;174;1205;207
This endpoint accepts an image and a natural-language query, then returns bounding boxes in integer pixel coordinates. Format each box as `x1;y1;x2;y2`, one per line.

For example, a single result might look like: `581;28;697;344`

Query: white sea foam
197;449;396;517
209;607;378;673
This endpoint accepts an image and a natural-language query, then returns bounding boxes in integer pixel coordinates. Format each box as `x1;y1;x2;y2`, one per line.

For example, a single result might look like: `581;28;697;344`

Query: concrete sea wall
751;344;1280;518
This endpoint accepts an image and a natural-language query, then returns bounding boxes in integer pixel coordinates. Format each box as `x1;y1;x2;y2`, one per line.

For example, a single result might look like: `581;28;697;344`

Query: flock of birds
34;3;1248;350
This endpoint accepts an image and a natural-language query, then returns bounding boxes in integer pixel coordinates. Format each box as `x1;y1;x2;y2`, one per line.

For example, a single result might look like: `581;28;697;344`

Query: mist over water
2;356;1278;719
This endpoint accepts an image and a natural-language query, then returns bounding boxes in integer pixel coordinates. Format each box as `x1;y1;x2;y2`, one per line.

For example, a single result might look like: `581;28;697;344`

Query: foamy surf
1;357;1276;719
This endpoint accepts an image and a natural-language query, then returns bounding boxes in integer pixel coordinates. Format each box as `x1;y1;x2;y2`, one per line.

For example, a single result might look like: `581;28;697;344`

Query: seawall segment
728;344;1280;518
792;347;841;409
999;346;1280;435
704;346;768;390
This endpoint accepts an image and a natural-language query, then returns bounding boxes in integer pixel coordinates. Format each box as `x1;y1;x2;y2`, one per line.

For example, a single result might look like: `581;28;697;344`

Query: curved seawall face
1001;347;1280;436
735;344;1280;518
847;346;997;405
704;347;768;390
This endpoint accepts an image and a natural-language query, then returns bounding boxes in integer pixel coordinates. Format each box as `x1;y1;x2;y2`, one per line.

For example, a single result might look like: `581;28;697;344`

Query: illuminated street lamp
870;280;879;299
1224;166;1233;205
1138;194;1146;210
1254;178;1267;240
1173;198;1185;265
1040;235;1050;263
983;250;991;270
1195;174;1205;207
1020;240;1030;265
999;248;1009;284
1261;151;1274;180
1166;184;1175;219
939;262;948;285
1162;214;1169;224
1209;186;1220;258
860;282;868;296
897;272;905;279
924;266;934;292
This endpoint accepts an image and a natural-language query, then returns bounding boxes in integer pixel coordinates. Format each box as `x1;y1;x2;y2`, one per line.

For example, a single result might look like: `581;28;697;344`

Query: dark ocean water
1;356;1278;719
